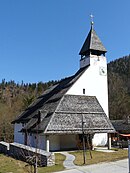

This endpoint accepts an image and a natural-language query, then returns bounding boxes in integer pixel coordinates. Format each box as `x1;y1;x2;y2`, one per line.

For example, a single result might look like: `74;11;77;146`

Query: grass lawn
38;153;65;173
0;153;65;173
0;154;27;173
0;149;128;172
70;148;128;166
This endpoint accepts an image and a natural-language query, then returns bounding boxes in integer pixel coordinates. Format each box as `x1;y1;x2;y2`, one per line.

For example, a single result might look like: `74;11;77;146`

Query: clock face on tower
99;66;107;76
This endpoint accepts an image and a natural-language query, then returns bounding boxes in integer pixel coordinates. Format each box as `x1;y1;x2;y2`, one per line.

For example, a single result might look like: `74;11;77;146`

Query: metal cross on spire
90;14;94;28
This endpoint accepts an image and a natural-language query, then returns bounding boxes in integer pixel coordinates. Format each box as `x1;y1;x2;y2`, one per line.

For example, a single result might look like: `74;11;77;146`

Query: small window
83;88;85;94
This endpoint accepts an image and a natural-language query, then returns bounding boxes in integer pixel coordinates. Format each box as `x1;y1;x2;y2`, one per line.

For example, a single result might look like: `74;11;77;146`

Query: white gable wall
66;55;108;146
29;134;46;150
14;123;24;144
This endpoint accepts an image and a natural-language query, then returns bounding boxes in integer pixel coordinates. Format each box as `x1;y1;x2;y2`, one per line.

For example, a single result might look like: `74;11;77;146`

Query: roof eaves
43;95;65;134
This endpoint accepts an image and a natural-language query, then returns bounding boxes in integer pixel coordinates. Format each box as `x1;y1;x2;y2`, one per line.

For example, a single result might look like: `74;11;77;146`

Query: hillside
108;55;130;120
0;80;58;142
0;55;130;142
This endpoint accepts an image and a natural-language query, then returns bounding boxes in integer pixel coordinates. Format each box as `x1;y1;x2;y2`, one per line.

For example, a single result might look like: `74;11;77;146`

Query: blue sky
0;0;130;83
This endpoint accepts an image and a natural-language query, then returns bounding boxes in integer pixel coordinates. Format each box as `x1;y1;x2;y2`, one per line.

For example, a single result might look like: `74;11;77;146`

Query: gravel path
60;152;77;169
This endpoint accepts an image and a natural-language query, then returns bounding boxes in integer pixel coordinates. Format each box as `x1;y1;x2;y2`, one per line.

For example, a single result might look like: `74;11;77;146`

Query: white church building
12;22;114;151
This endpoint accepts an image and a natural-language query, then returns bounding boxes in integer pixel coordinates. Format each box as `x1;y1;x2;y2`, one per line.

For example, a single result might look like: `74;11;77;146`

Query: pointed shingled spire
79;24;107;56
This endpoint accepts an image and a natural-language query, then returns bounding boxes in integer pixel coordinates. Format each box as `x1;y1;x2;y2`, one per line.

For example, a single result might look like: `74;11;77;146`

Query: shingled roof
13;63;114;135
21;95;114;134
79;26;107;56
111;119;130;133
12;66;88;124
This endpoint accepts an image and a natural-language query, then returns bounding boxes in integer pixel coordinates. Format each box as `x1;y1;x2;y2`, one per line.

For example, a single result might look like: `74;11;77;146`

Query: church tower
66;20;109;146
79;21;107;68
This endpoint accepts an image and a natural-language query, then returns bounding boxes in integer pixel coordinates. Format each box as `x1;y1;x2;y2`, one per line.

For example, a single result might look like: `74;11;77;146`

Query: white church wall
29;134;35;147
29;134;46;150
14;123;24;144
66;55;108;116
49;135;60;151
92;133;107;146
66;55;109;146
38;134;46;150
60;135;76;150
48;135;76;151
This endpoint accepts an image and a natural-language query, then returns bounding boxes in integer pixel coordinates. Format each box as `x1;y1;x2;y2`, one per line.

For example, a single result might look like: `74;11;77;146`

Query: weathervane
90;14;94;28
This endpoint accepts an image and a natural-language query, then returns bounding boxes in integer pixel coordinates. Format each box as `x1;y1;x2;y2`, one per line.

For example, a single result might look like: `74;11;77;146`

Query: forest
108;54;130;120
0;54;130;142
